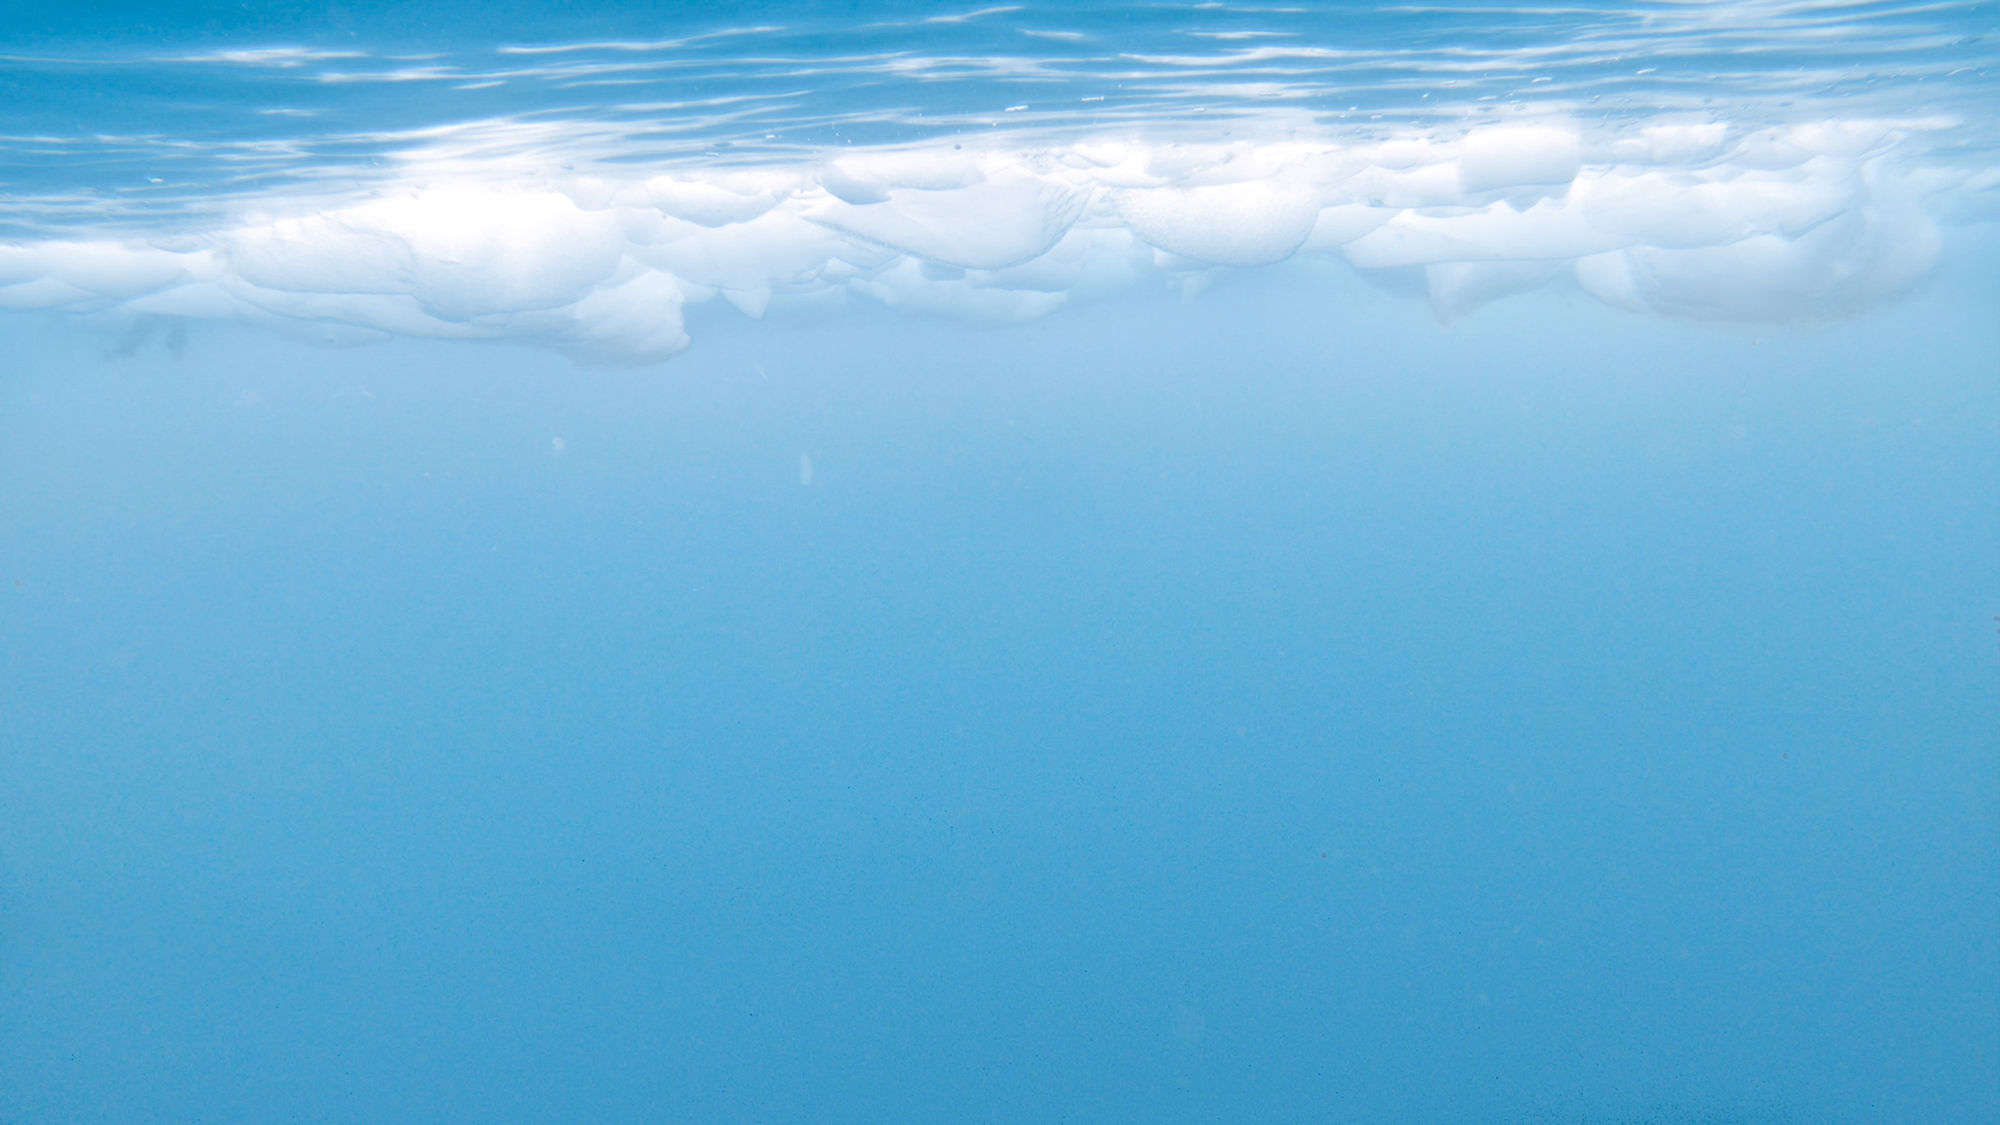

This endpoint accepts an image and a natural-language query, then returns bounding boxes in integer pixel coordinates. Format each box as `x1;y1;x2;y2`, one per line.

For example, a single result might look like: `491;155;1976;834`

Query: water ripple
1;0;1992;235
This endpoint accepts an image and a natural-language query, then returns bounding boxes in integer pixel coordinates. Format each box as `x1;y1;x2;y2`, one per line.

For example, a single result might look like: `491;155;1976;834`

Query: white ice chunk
851;258;1068;325
1575;201;1940;322
0;277;101;310
820;152;987;204
646;173;793;227
562;269;689;365
1114;180;1323;267
1426;259;1567;323
228;189;627;320
1630;123;1731;166
1296;205;1398;253
968;227;1152;298
633;209;883;294
724;287;773;318
1344;197;1622;268
1456;128;1583;193
808;167;1086;270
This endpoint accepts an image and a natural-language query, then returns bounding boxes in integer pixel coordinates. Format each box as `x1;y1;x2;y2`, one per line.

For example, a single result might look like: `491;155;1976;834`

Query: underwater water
2;2;1997;1123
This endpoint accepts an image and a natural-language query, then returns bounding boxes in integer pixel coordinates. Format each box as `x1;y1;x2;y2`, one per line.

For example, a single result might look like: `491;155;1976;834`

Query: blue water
3;4;1997;1124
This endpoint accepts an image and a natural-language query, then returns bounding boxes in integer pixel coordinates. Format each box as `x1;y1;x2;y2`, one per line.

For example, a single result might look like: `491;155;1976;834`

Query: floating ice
0;116;1985;364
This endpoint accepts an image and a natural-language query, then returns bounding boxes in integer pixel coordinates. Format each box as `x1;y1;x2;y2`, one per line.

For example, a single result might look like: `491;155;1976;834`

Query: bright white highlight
0;117;1977;364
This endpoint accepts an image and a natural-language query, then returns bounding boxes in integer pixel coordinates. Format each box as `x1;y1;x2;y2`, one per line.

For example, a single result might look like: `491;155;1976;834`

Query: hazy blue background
4;247;1996;1122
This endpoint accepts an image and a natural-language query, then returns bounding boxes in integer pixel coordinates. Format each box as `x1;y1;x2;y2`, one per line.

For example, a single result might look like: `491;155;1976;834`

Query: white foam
1;116;1983;363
